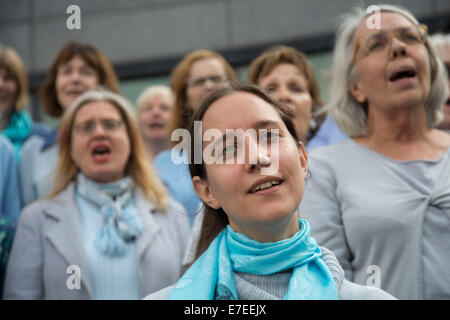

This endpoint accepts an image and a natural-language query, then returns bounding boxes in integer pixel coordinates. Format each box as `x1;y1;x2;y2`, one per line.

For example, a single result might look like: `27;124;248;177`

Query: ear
349;78;367;104
192;176;221;210
297;141;308;177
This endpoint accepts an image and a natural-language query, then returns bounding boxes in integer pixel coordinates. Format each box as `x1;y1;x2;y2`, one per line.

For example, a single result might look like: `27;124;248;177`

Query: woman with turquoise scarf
146;85;395;300
0;45;50;161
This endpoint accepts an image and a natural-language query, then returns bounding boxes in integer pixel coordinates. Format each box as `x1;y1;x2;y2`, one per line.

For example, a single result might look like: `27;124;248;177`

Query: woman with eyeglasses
3;89;190;299
19;41;120;207
300;5;450;299
429;33;450;131
153;49;238;227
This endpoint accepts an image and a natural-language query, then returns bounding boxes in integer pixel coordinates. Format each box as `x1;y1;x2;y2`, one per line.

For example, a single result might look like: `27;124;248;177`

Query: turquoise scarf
76;173;144;257
169;218;338;300
1;110;32;161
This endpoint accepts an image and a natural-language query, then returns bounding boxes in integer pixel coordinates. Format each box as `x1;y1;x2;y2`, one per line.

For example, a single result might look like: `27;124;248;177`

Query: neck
230;211;299;243
365;103;430;144
144;138;169;161
0;108;13;130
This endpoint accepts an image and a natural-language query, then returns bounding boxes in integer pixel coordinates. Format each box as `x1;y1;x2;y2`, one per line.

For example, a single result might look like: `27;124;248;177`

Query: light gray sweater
145;247;395;300
300;139;450;299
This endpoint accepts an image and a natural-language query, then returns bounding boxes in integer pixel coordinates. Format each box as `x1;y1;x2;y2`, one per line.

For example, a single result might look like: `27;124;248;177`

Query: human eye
102;119;121;131
81;66;96;77
260;129;280;142
58;65;72;76
263;83;277;94
289;82;305;93
400;27;421;43
76;120;94;134
365;33;387;52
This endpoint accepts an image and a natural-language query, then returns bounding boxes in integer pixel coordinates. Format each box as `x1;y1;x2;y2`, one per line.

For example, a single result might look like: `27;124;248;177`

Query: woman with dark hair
19;41;120;206
146;84;394;300
248;45;325;145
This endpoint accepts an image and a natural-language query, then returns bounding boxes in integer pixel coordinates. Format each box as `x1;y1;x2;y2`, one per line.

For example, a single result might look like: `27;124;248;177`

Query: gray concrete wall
1;0;449;75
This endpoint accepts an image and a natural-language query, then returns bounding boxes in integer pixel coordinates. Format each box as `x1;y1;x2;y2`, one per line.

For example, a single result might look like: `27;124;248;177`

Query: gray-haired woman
300;4;450;300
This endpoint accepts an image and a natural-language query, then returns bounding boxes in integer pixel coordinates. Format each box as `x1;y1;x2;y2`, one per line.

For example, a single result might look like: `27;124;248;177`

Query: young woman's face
139;93;173;142
193;92;308;242
71;100;131;183
186;58;229;111
258;63;313;141
0;67;18;113
56;55;100;110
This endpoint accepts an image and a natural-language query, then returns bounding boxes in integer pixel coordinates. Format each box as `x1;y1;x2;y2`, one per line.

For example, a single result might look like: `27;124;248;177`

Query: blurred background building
1;0;449;127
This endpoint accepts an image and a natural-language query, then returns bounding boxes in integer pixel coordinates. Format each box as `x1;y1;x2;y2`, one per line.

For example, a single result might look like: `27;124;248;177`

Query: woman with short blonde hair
136;85;174;160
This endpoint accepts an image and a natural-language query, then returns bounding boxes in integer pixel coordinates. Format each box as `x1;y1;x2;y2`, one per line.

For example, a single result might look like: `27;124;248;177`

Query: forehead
202;92;283;131
60;55;91;68
189;58;225;77
74;100;122;122
259;63;307;82
355;11;416;39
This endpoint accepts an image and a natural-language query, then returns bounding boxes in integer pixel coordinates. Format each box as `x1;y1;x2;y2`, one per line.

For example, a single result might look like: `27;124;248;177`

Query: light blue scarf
1;110;32;161
170;218;338;300
76;173;143;257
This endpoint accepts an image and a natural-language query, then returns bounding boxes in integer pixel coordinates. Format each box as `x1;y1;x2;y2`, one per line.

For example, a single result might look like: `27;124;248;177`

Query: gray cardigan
3;183;190;299
145;247;395;300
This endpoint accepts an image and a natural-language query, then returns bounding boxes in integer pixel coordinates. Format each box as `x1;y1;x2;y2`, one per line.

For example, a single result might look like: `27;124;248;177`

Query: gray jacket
145;247;395;300
3;183;190;299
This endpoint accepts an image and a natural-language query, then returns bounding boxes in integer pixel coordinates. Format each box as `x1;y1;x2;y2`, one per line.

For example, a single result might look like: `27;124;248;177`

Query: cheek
294;94;313;115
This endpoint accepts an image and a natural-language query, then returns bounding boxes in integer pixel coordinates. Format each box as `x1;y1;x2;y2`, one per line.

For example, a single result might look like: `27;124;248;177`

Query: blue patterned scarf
170;218;338;300
76;173;143;257
1;110;32;161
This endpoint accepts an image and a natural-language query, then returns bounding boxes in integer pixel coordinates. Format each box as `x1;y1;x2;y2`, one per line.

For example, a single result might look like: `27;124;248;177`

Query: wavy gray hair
325;4;448;137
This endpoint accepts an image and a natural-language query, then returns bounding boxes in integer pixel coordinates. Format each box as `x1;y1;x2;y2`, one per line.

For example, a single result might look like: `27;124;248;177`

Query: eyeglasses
186;75;228;88
353;24;428;62
73;119;123;135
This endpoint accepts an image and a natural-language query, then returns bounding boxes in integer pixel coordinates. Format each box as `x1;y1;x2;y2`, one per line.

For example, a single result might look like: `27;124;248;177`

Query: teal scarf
169;218;338;300
1;110;32;161
76;173;143;257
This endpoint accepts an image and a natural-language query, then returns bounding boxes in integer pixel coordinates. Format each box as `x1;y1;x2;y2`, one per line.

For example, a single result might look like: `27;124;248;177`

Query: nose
274;86;292;105
91;122;106;136
245;139;272;172
389;37;407;59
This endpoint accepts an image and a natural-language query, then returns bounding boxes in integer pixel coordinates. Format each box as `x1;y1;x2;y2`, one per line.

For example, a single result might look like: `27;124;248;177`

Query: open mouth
148;122;165;129
249;179;283;194
389;67;417;82
92;144;111;162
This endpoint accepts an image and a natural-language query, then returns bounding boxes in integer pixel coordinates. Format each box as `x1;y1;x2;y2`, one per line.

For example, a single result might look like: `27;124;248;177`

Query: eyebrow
206;119;282;150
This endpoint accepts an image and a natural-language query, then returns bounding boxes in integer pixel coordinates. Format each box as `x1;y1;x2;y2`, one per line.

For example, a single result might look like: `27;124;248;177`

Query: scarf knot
76;173;143;257
170;218;338;300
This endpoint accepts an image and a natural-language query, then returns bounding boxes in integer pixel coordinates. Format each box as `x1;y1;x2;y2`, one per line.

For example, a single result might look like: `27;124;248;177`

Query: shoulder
339;280;396;300
20;134;46;155
19;186;72;221
143;285;174;300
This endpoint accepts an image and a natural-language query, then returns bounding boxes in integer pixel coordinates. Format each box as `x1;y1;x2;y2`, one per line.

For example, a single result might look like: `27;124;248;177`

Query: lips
389;66;417;82
249;177;283;194
91;143;111;163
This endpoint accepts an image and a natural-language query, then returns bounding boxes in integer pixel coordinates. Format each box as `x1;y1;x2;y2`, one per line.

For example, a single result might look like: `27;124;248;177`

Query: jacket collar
42;182;161;299
40;128;59;151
